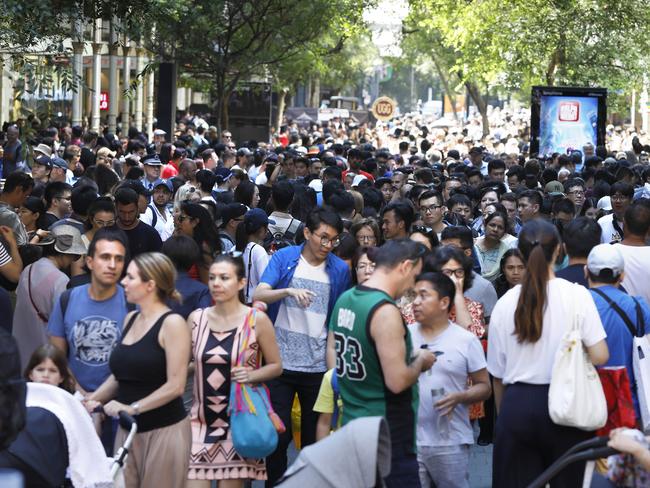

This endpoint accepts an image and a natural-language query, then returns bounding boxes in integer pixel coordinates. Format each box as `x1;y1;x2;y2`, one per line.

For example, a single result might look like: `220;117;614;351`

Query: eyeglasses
178;215;192;222
420;204;442;214
357;235;376;244
611;194;630;202
441;268;465;278
313;232;340;248
95;219;115;227
567;190;585;196
357;262;375;272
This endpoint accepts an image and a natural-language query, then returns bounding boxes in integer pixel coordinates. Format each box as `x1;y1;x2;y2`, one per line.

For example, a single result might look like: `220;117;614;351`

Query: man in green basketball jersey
329;239;436;487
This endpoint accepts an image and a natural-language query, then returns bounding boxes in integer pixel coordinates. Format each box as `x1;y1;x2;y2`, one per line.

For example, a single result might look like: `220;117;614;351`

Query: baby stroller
5;381;135;488
276;416;391;488
527;435;621;488
107;410;138;482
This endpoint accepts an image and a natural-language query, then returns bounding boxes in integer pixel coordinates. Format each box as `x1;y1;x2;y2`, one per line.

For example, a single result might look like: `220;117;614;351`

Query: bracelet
130;402;141;415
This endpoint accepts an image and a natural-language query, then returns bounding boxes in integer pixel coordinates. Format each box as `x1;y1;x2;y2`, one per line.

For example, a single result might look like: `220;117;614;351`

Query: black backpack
263;218;303;253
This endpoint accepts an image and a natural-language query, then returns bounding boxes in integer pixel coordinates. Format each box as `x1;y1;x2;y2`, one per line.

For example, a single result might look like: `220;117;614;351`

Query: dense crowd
1;110;650;488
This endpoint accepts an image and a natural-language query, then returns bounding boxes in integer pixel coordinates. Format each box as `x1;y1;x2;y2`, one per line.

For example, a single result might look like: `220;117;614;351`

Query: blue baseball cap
244;208;275;231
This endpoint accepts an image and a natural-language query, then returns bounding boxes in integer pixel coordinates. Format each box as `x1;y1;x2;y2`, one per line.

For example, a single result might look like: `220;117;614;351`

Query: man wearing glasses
418;190;447;239
254;207;351;487
563;178;586;214
41;182;72;229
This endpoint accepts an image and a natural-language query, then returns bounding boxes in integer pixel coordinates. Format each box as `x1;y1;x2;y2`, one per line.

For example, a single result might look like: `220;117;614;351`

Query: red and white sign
558;101;579;122
100;92;109;111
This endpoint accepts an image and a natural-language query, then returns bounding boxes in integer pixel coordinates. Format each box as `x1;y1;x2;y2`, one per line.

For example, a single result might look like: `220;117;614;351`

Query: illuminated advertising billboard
530;86;607;158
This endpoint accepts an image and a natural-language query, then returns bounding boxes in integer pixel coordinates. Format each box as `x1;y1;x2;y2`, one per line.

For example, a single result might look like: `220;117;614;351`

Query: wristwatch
130;402;141;415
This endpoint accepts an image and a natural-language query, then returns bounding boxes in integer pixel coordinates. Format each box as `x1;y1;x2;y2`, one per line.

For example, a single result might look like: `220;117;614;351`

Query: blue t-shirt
169;272;211;319
47;284;129;392
590;285;650;417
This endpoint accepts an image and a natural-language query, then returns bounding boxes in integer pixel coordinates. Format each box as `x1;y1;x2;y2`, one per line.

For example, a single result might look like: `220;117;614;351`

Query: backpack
263;218;303;253
147;204;158;229
58;287;134;320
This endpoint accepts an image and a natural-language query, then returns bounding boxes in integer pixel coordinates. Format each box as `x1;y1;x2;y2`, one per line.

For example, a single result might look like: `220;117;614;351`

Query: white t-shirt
614;243;650;306
268;211;297;237
274;256;330;372
409;322;486;447
140;205;174;241
243;242;269;304
598;213;624;244
487;278;606;385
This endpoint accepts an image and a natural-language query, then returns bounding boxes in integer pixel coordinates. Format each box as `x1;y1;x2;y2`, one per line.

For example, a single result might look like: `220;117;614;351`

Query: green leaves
405;0;650;91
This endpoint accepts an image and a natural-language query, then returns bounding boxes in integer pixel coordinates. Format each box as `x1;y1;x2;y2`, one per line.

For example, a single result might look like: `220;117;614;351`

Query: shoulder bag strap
591;288;638;337
235;309;257;368
246;243;256;303
633;298;645;336
28;265;49;322
612;214;625;241
284;218;300;240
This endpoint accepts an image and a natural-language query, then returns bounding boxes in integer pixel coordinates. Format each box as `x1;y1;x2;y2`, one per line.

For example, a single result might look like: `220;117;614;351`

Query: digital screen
538;95;599;157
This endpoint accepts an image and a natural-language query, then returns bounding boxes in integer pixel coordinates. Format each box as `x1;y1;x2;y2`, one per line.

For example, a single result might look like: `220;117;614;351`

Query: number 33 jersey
330;285;419;451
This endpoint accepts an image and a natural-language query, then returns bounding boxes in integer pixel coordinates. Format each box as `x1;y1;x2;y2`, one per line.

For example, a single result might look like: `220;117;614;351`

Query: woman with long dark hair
234;180;260;209
493;248;525;298
176;202;222;283
235;208;272;304
487;219;609;487
187;254;281;487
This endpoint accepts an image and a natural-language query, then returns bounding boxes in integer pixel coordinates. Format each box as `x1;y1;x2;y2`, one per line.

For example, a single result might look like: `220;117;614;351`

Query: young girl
24;344;75;393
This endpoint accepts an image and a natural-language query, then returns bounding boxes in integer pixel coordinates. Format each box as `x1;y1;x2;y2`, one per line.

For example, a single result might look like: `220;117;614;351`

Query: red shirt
161;162;179;179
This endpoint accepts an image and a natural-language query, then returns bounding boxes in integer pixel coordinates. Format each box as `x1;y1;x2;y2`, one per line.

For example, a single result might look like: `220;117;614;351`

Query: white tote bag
633;334;650;432
548;288;607;431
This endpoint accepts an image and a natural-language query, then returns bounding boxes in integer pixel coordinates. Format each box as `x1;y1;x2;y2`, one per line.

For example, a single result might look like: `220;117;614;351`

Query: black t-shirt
556;263;588;287
122;221;163;258
39;212;59;231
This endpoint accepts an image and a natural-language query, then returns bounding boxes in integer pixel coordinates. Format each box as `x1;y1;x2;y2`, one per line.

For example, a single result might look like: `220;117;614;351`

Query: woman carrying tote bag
187;254;282;488
487;219;609;488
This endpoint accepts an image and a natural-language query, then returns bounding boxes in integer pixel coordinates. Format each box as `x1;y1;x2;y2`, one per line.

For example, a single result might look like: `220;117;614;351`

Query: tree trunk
465;81;489;137
276;88;288;132
305;76;312;107
311;76;320;108
220;91;230;130
431;54;459;121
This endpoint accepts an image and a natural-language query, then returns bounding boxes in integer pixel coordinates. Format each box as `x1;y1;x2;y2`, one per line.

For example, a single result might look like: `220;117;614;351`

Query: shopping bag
548;285;607;430
596;367;637;437
230;382;285;458
228;309;285;458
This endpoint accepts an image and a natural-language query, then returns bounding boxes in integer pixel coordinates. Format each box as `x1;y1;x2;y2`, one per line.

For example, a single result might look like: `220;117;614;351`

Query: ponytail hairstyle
132;252;182;303
514;219;561;343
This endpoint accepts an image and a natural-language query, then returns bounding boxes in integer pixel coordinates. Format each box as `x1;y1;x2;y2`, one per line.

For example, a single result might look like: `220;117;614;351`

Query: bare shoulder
370;302;404;338
161;312;191;340
254;310;273;331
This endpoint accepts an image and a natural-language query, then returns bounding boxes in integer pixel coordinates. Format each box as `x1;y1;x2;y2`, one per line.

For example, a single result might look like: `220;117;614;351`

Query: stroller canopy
277;416;392;488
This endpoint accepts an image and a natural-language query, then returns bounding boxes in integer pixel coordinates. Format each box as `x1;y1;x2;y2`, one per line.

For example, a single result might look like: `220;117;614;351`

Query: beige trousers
114;415;191;488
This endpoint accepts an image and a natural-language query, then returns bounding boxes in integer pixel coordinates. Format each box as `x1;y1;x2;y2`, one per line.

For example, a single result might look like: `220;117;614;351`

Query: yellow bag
291;394;301;449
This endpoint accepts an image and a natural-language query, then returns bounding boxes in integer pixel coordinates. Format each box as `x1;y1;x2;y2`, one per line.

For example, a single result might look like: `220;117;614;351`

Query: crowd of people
1;108;650;488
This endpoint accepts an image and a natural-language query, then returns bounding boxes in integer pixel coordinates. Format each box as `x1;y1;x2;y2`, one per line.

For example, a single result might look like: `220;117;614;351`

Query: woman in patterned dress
428;245;487;421
187;254;282;487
